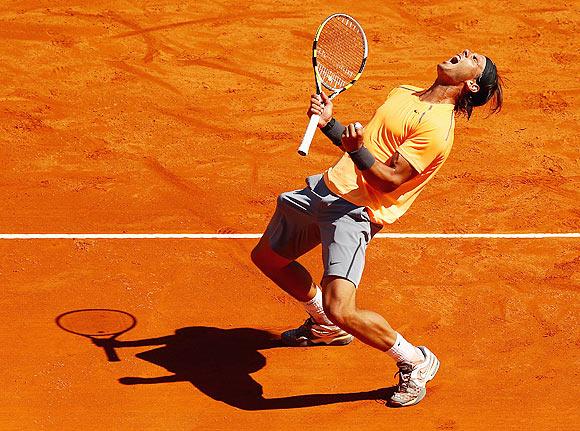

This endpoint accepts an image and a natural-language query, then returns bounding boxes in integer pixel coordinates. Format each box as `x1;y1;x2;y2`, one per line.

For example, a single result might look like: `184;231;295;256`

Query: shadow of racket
56;309;137;362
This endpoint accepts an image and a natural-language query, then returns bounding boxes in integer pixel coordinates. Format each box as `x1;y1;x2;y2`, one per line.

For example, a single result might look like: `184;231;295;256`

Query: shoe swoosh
418;368;429;379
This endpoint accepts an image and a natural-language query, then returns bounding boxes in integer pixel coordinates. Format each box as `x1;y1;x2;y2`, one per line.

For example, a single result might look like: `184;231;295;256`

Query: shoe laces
393;363;417;394
294;317;315;336
301;317;315;329
305;317;344;337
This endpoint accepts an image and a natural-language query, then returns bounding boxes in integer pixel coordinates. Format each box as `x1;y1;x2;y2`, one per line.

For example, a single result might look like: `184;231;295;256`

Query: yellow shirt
324;85;455;225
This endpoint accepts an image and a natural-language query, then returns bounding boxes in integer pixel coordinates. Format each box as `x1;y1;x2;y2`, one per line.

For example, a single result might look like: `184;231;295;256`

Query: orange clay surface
0;1;579;430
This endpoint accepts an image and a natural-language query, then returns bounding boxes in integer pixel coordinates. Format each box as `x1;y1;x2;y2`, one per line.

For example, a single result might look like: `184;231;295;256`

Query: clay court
1;0;579;430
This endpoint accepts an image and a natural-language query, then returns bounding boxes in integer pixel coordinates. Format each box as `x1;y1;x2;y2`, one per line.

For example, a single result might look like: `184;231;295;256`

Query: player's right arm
307;92;345;147
308;92;334;127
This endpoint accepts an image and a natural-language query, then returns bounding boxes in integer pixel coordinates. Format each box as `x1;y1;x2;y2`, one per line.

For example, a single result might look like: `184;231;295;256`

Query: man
251;49;503;407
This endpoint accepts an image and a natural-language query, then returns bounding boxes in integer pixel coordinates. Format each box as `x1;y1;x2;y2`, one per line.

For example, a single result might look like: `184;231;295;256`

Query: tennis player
252;49;503;407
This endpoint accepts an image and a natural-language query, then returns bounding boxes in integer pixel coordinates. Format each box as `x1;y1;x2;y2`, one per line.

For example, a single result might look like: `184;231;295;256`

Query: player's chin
436;62;449;73
436;64;454;81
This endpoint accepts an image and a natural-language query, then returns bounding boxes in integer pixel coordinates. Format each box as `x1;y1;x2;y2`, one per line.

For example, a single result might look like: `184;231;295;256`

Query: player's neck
417;82;462;105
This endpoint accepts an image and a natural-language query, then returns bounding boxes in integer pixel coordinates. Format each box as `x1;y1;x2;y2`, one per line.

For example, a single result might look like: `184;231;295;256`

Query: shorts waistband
306;173;337;199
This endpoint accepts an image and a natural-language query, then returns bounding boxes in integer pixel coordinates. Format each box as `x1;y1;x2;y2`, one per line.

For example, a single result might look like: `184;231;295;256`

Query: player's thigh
261;188;321;261
319;206;379;287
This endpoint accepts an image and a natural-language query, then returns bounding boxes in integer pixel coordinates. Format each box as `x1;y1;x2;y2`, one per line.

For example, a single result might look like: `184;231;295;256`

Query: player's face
437;49;486;85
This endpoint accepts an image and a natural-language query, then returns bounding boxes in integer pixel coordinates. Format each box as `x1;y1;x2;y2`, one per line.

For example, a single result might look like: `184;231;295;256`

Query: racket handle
103;340;120;362
298;114;320;156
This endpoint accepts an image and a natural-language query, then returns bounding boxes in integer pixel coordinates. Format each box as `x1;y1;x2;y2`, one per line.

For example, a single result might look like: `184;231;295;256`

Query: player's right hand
307;92;333;128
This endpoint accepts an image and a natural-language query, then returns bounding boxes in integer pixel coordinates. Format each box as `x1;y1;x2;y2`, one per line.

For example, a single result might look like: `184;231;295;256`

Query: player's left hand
341;122;364;152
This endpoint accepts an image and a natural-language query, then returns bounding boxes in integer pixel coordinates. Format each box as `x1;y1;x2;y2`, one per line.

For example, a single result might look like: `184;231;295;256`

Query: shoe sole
281;333;354;347
387;347;440;408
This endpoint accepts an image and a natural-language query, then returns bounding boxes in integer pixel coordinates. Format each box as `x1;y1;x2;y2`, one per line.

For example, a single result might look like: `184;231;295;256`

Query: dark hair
455;56;503;119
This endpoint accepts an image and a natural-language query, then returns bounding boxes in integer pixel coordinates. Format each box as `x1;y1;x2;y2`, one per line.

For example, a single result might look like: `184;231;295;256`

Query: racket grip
298;114;320;156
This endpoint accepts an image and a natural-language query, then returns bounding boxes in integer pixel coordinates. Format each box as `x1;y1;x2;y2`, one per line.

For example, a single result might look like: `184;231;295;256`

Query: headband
472;56;497;106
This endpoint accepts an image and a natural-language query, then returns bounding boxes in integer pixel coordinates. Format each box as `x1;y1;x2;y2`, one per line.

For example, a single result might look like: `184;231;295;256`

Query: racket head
56;309;137;338
312;13;368;95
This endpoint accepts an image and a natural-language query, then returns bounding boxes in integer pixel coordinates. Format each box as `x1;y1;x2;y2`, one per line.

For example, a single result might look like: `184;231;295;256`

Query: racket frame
298;13;368;156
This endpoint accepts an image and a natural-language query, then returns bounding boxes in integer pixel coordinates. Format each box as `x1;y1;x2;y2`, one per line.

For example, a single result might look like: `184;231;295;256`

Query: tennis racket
297;13;368;156
56;309;137;362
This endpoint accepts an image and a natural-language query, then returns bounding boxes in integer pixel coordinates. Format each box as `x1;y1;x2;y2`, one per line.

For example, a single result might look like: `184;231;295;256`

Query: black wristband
348;146;376;170
320;117;346;146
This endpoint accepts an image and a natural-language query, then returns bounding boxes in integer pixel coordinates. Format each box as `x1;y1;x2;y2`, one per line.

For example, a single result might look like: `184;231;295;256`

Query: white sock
301;287;335;326
386;333;425;365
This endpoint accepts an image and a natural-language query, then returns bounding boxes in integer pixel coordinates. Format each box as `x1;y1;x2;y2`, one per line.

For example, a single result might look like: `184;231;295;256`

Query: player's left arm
365;150;418;193
341;123;418;193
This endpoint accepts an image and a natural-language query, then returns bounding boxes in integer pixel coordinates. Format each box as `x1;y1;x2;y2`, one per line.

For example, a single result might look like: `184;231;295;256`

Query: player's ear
466;79;480;93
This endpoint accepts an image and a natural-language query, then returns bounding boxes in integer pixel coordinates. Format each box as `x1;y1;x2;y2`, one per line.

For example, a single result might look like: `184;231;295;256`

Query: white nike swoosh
417;367;429;380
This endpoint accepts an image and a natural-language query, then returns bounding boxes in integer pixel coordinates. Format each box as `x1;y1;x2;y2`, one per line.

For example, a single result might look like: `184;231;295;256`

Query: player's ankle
302;287;334;325
386;333;424;365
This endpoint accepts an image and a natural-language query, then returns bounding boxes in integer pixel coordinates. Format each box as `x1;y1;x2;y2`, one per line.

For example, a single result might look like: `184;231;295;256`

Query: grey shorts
263;174;382;287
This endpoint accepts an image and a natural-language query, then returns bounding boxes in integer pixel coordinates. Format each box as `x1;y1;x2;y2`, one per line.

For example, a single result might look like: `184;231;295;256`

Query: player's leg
322;277;425;362
279;282;355;347
252;192;348;345
319;220;424;359
316;186;439;407
321;276;439;407
251;235;316;302
321;276;397;350
252;175;355;346
251;179;332;329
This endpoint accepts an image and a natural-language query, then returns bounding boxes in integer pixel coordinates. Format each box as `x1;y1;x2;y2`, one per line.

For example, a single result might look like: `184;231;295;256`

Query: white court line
0;233;578;239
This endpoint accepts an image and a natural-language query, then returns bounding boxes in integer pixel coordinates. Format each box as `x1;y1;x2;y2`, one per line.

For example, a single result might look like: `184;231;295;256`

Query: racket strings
317;16;365;89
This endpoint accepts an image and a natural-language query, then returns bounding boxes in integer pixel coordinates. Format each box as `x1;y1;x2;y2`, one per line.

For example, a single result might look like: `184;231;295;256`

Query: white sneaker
281;317;354;347
388;346;440;407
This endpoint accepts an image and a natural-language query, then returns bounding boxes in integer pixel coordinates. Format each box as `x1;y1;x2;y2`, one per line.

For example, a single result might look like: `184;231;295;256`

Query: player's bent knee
250;240;291;273
323;303;356;328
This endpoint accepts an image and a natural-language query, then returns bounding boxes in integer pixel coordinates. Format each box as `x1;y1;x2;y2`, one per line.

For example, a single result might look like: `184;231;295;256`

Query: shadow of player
106;326;392;410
